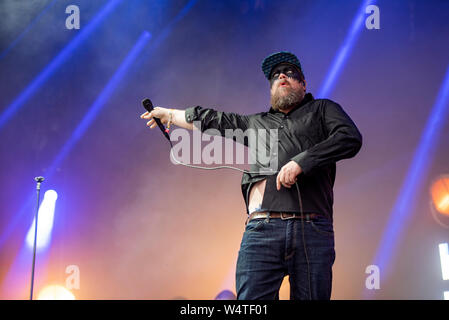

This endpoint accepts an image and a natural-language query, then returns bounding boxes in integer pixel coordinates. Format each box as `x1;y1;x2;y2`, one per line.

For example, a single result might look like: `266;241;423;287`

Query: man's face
269;63;306;112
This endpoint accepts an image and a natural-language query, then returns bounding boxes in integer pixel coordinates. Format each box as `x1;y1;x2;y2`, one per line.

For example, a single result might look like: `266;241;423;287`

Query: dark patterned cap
261;51;303;80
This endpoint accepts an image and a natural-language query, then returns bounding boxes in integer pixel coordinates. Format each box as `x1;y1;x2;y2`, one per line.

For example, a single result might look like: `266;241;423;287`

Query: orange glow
37;285;75;300
431;176;449;216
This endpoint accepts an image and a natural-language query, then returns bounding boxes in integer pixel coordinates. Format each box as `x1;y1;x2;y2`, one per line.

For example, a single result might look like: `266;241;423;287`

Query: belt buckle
280;212;296;220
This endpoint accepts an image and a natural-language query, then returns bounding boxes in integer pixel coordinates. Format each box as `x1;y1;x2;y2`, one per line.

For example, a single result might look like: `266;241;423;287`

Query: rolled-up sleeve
291;100;362;175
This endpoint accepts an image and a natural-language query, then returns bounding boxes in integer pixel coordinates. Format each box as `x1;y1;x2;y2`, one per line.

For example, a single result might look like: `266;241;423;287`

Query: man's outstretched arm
140;106;250;135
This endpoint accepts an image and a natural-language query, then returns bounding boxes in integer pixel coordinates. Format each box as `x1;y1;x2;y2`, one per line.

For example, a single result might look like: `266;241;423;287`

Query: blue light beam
26;190;58;251
0;0;123;130
148;0;198;50
44;31;151;178
0;32;150;297
0;0;58;60
0;0;198;249
318;0;377;98
0;31;150;249
367;63;449;296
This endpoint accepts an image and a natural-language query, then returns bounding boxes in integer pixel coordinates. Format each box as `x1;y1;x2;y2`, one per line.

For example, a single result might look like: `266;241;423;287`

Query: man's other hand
276;161;302;190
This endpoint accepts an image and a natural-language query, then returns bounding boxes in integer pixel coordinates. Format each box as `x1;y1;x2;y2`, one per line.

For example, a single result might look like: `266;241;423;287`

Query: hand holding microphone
140;98;174;141
140;98;194;139
141;106;172;127
140;101;172;129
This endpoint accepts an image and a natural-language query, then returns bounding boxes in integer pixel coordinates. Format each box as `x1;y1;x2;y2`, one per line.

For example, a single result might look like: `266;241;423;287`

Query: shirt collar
268;92;314;115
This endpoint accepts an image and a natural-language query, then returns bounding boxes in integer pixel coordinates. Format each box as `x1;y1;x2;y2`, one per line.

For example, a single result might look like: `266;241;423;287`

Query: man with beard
140;52;362;300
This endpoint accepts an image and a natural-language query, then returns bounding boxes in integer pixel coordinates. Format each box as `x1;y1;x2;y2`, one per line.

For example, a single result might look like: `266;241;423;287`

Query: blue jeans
235;215;335;300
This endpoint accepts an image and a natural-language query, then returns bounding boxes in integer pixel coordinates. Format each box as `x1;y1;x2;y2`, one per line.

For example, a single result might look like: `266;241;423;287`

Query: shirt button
280;125;284;129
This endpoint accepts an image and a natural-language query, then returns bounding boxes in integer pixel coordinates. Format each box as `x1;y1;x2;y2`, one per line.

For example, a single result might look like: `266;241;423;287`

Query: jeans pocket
309;218;334;237
245;218;267;233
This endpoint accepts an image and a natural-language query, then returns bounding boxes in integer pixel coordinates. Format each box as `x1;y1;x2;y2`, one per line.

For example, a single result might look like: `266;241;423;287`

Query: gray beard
270;88;305;111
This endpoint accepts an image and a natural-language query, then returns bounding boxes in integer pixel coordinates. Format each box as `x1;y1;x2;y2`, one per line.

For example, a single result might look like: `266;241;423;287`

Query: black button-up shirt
184;93;362;220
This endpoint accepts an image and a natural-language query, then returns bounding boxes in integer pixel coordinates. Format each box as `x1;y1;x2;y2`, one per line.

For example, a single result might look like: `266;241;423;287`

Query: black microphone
142;98;171;141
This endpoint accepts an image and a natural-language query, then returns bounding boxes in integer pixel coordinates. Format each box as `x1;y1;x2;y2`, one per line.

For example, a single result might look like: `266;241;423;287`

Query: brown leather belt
246;211;320;224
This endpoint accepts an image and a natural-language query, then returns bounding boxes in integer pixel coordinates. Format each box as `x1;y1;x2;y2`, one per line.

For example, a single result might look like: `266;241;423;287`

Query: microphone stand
30;176;44;300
